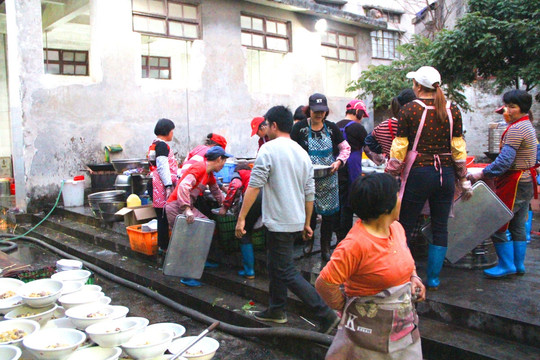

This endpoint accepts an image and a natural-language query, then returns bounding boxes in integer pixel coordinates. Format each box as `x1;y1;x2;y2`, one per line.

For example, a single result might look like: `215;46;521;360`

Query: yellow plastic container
126;194;141;208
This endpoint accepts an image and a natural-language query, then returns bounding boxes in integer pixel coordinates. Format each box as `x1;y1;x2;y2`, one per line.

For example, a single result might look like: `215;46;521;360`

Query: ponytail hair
390;97;401;118
433;83;448;123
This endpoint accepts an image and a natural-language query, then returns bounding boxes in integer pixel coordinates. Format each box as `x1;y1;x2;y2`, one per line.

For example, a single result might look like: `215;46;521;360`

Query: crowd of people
146;65;537;359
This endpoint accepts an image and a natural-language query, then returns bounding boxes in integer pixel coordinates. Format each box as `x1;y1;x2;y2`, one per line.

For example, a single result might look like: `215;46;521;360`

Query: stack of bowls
88;190;126;218
56;259;83;272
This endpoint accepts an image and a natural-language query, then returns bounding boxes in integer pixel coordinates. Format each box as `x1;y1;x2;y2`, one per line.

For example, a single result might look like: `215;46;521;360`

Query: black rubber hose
0;233;333;346
0;241;17;253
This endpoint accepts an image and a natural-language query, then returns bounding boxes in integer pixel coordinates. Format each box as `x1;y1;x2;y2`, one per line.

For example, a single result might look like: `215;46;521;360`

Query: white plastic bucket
62;179;85;207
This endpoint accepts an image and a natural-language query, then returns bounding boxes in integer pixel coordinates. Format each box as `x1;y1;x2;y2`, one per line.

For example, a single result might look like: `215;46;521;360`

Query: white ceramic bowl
0;345;22;360
52;306;66;320
109;305;129;320
65;304;117;330
17;279;63;308
61;281;84;295
56;259;83;271
51;270;91;286
0;319;40;347
0;295;23;315
125;317;150;334
99;296;111;306
59;291;105;310
66;346;122;360
0;279;24;303
5;303;57;326
168;336;220;360
86;317;141;348
0;279;25;315
80;285;102;292
22;328;86;360
42;317;77;330
121;331;173;360
146;323;186;340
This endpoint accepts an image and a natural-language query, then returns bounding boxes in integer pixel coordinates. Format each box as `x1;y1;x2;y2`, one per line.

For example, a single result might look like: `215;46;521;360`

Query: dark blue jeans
399;166;455;247
492;181;534;243
266;231;332;321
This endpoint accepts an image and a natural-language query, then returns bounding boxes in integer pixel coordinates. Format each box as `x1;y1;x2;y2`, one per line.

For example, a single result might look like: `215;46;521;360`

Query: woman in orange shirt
316;173;425;360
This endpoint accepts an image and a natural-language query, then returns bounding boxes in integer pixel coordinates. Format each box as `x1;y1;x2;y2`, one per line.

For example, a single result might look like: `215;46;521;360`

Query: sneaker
180;278;203;287
318;311;340;334
254;308;288;324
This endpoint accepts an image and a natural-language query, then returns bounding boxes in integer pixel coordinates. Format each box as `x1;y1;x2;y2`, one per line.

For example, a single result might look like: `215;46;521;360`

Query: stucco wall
8;0;377;207
461;83;539;158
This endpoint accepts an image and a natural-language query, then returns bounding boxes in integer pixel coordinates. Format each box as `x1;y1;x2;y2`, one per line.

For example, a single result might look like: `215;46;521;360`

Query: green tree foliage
348;0;539;110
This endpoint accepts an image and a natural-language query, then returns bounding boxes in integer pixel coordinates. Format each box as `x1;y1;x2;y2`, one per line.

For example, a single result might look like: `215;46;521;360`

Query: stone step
14;216;540;360
420;317;540;360
33;209;540;349
14;222;329;359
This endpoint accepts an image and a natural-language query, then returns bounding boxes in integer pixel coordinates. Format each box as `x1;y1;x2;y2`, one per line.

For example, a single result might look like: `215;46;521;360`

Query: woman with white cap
386;66;472;290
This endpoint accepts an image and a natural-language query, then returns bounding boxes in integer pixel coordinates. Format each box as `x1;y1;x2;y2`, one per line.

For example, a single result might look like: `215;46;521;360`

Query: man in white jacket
235;105;339;334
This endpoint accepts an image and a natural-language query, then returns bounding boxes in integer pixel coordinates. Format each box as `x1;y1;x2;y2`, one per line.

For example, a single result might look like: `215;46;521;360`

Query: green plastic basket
252;228;266;250
214;213;239;253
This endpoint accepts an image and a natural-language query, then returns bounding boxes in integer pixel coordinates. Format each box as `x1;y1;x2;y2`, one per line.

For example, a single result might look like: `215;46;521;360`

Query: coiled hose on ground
0;233;333;346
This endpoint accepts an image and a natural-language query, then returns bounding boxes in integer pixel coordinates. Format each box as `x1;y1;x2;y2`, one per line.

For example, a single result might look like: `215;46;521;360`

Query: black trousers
155;207;170;250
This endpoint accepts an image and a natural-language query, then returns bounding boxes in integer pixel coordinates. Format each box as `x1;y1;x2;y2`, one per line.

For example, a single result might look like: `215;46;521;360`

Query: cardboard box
115;205;156;226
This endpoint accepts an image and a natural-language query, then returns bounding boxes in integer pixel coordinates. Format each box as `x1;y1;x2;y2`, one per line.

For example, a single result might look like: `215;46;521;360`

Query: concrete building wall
6;0;380;208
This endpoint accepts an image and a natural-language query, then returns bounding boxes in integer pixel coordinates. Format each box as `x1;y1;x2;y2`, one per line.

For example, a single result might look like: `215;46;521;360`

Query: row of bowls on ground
0;267;219;360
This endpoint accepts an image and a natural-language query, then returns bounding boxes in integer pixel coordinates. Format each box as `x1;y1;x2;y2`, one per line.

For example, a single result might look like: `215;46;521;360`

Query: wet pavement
1;241;308;359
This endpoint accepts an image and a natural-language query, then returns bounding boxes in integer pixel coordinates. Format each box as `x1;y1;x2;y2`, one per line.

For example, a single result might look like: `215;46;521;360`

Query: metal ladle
170;321;220;360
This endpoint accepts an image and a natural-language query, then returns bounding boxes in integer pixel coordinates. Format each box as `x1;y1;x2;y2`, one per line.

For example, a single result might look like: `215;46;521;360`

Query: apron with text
326;283;421;360
308;120;340;215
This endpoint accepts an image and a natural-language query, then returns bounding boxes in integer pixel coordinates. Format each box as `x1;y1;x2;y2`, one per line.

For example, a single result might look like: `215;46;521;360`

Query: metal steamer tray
163;215;216;279
421;181;513;264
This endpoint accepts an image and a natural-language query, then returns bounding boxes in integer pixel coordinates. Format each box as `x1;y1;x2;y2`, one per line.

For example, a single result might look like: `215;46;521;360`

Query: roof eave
244;0;387;30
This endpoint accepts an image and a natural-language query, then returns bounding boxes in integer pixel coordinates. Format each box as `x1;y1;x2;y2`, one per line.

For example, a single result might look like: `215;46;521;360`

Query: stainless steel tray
421;181;513;263
163;215;216;279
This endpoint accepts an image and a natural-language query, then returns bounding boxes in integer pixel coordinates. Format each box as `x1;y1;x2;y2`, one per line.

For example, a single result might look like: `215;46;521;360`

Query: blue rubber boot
484;242;516;278
238;243;255;279
513;241;527;275
427;244;447;290
525;210;533;243
204;261;219;269
180;278;202;287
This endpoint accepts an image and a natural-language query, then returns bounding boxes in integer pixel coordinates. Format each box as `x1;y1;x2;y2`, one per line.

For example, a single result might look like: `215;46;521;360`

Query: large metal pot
88;190;126;218
111;159;146;174
313;165;332;178
98;201;126;223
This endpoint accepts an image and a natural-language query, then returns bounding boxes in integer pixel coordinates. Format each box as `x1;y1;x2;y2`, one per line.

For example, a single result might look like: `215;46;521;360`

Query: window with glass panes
385;12;401;23
142;55;171;79
370;30;400;59
240;13;291;53
132;0;199;40
43;49;88;76
321;31;356;62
